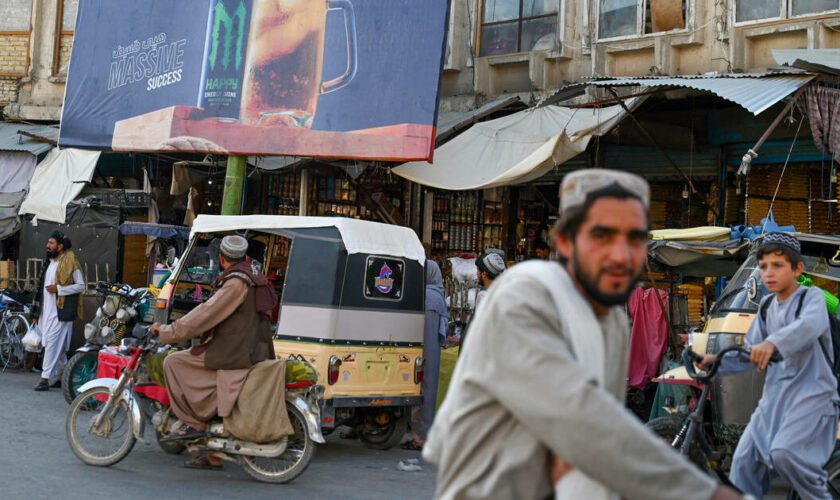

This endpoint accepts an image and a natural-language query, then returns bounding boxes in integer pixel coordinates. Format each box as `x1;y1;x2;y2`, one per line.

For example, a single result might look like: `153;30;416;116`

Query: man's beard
571;248;640;307
46;249;59;259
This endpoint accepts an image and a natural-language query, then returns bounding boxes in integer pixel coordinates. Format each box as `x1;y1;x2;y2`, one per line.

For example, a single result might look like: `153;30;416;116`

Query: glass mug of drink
241;0;357;128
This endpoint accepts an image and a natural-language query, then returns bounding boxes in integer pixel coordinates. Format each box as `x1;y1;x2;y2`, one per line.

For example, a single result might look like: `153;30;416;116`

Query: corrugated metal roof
436;96;521;143
773;49;840;75
0;122;59;156
588;73;815;115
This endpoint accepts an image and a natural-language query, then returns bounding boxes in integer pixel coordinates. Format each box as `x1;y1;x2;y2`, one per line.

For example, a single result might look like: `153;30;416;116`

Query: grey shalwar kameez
413;261;448;440
723;286;839;499
424;262;718;500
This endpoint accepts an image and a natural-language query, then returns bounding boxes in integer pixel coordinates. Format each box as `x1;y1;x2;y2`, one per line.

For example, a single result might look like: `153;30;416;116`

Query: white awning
588;73;814;115
190;215;426;264
393;99;641;191
18;148;100;224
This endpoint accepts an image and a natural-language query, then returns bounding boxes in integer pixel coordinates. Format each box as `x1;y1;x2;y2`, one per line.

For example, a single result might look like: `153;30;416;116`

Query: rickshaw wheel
358;408;409;451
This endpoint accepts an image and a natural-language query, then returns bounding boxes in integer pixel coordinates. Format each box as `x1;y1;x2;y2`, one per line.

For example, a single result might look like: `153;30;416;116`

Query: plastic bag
286;359;317;384
22;324;42;352
448;257;478;285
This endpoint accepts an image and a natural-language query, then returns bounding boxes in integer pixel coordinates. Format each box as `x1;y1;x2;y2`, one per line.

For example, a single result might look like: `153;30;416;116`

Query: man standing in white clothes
32;230;85;391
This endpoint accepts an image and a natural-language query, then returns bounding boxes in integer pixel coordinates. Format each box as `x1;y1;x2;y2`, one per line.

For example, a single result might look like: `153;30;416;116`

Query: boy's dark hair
555;184;650;241
755;242;802;269
535;240;550;252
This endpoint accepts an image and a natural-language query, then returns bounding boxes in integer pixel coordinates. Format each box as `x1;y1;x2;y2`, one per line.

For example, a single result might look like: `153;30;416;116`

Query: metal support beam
222;156;247;215
299;168;310;216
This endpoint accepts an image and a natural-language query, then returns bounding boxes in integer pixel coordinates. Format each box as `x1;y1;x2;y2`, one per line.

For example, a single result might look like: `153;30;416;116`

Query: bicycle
670;345;840;499
0;291;32;371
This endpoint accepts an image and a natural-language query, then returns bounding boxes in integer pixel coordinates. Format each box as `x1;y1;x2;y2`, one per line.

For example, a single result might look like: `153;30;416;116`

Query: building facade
1;0;75;121
440;0;840;111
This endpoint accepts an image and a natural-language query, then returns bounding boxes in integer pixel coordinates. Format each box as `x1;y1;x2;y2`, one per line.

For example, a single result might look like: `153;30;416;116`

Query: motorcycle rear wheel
62;350;99;404
0;313;28;370
239;405;316;484
66;387;136;466
156;429;186;455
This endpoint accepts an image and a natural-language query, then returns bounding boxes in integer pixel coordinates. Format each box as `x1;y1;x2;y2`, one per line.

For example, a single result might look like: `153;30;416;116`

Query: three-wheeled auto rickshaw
154;215;426;449
650;232;840;466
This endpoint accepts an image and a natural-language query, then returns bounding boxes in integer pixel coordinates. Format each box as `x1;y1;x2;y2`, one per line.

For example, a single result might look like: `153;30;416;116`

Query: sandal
160;423;206;443
400;440;424;451
183;455;223;471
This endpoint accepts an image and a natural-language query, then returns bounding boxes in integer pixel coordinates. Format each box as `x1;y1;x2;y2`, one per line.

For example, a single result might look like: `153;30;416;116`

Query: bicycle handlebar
683;345;783;384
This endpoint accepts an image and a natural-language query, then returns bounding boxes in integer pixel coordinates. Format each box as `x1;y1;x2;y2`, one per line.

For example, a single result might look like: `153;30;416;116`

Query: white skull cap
220;235;248;259
560;169;650;214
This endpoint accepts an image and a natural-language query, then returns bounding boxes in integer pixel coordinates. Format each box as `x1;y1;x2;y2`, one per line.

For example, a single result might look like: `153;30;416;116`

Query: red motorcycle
65;325;325;484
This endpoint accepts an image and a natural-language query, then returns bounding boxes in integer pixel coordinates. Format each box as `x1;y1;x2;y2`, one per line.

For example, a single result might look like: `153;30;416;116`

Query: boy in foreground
702;232;839;498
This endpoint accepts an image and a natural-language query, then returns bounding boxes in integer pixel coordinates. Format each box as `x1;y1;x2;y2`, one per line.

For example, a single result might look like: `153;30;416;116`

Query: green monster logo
208;0;247;71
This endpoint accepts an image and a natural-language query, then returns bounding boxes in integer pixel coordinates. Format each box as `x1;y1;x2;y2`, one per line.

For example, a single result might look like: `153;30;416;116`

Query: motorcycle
65;325;325;484
62;282;153;404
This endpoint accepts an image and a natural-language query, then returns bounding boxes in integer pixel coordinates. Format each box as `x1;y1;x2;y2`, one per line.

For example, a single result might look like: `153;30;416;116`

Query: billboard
59;0;449;161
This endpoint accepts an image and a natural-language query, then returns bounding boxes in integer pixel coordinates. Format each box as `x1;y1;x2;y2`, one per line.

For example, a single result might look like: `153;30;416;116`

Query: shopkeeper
476;250;506;307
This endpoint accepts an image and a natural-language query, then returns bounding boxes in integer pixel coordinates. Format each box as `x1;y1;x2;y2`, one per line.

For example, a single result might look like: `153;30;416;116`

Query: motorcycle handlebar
683;345;783;384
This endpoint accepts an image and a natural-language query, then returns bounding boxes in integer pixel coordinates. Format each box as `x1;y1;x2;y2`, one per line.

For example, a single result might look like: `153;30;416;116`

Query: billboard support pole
299;168;310;216
222;156;247;215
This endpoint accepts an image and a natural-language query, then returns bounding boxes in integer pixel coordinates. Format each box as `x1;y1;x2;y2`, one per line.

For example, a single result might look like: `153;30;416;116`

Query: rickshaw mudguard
288;395;326;444
77;378;146;442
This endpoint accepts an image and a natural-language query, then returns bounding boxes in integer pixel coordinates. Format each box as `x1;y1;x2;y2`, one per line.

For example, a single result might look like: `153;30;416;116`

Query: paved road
1;368;796;499
0;369;435;500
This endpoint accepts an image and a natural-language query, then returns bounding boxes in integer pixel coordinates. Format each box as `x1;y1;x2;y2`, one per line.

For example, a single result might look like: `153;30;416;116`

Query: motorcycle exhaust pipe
205;436;289;458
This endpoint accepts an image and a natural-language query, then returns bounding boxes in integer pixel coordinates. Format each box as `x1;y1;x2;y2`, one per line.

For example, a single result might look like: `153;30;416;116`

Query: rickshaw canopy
189;215;426;264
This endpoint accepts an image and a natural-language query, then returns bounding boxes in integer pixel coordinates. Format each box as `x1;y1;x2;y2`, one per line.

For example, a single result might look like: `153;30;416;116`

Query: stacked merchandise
809;163;839;234
430;193;450;254
263;173;301;215
677;283;705;326
648;182;684;229
746;165;810;231
449;192;481;252
312;175;369;219
482;200;503;250
429;190;485;258
724;184;742;226
650;200;669;229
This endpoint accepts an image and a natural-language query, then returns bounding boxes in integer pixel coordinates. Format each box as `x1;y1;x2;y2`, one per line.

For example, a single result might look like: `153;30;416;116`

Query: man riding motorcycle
151;235;278;469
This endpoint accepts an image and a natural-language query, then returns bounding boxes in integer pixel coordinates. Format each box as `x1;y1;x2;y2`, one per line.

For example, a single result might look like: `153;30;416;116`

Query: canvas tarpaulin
0;152;39;239
649;226;732;242
0;191;26;240
0;152;38;194
19;202;121;286
18;148;100;224
393;99;642;190
648;239;750;277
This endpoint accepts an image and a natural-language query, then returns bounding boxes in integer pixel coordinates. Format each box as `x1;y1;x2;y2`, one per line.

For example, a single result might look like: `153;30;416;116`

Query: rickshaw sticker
375;263;394;294
365;256;405;301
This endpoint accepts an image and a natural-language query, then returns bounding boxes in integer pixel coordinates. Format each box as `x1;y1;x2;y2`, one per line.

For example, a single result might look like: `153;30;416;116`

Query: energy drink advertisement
199;0;253;121
60;0;449;161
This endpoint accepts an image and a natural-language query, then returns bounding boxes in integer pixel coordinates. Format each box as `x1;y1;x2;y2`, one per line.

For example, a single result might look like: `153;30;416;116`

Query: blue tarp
119;222;190;240
730;210;795;241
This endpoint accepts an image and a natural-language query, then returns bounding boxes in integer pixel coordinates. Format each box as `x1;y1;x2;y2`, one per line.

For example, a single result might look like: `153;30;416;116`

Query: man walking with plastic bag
32;230;84;391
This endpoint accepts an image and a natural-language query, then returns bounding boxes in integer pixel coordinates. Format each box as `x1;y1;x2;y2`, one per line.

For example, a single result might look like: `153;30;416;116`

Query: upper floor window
62;0;79;31
54;0;79;75
734;0;839;23
598;0;687;40
479;0;558;56
0;0;32;32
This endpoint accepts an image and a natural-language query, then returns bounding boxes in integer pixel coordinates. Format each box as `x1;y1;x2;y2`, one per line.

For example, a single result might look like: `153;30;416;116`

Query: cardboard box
0;260;15;289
